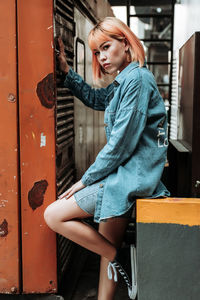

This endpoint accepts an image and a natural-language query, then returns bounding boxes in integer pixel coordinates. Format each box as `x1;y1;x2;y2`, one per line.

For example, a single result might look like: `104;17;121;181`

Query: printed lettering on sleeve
157;127;168;148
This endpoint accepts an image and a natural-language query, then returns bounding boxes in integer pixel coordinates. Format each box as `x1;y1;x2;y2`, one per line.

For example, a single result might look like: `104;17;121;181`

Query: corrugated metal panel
54;0;76;282
73;7;109;180
56;90;74;148
170;50;179;140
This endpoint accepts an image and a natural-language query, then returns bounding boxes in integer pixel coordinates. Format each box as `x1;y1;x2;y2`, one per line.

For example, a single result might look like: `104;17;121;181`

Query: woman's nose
99;52;106;61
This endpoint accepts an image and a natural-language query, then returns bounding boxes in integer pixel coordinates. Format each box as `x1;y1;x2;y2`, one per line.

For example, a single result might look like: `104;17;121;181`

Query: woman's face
93;38;130;74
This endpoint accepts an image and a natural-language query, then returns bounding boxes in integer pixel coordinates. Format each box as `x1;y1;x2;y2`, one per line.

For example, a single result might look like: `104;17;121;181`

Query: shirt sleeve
63;68;113;111
81;79;149;186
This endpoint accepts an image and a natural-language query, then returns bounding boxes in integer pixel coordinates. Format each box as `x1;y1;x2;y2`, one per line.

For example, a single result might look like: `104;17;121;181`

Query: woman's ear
123;38;132;62
123;38;130;52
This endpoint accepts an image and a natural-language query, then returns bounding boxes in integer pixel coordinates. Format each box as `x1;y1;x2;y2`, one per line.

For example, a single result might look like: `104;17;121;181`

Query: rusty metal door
0;0;76;294
0;0;20;293
17;0;57;293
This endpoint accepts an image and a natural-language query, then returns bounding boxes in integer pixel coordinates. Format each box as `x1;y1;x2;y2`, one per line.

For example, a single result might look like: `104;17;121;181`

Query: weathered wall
86;0;114;20
137;198;200;300
174;0;200;50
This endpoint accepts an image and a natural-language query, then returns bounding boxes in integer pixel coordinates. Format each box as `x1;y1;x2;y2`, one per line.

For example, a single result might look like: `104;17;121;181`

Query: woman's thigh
98;217;129;248
44;196;92;224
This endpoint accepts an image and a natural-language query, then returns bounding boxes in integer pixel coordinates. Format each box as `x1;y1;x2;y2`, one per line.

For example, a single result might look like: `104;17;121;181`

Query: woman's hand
58;180;85;200
57;36;70;74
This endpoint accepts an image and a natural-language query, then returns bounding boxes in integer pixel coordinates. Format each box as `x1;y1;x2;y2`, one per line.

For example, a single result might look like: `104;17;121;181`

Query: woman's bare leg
44;196;116;260
98;217;129;300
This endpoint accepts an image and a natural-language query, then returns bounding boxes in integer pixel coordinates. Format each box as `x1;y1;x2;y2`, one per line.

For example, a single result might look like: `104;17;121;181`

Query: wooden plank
0;0;20;293
17;0;57;293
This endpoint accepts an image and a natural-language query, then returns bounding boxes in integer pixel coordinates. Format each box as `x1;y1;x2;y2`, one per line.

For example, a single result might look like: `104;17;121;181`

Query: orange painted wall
17;0;57;293
137;198;200;226
0;0;20;293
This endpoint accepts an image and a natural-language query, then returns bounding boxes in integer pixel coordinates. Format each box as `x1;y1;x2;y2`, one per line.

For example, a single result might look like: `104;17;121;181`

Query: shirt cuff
81;173;93;186
63;67;75;87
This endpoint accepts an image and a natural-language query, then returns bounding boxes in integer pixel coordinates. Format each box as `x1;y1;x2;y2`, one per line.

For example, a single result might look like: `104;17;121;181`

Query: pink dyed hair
88;17;145;81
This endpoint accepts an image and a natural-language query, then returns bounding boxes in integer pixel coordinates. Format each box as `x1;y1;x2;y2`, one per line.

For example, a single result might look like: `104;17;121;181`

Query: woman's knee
44;196;77;230
44;201;61;230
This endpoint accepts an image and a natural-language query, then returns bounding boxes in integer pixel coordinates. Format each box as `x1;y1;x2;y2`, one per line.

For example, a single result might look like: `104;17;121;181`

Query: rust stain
36;73;55;108
10;286;17;294
0;199;8;208
28;180;48;210
0;219;8;237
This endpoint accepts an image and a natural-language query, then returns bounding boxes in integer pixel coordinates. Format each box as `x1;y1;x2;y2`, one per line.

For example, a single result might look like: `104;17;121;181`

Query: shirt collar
114;61;145;86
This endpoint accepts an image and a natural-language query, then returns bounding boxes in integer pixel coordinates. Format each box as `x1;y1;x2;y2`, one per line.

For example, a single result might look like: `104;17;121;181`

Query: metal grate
56;88;74;148
54;0;75;191
54;0;76;283
169;49;179;140
56;161;75;195
55;2;75;152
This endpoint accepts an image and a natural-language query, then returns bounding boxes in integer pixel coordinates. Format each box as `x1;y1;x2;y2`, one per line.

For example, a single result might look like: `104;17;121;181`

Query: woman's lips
103;63;111;69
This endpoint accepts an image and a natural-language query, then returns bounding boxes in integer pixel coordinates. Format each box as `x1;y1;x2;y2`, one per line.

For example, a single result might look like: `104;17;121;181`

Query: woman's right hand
58;180;85;200
57;37;70;74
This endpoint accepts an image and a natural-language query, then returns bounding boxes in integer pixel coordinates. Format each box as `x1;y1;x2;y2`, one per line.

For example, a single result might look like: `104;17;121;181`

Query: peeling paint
0;219;8;237
28;180;48;210
0;200;8;208
32;131;36;140
10;286;17;294
47;25;53;30
36;73;55;108
40;133;46;147
8;93;16;103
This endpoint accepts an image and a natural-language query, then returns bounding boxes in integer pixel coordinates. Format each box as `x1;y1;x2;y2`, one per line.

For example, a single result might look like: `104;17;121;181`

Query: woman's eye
94;51;100;56
103;45;109;50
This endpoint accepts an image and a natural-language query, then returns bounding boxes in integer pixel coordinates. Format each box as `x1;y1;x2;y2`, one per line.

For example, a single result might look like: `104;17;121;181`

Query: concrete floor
70;252;129;300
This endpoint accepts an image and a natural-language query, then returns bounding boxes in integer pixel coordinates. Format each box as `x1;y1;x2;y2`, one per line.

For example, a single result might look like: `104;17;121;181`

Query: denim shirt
64;62;170;222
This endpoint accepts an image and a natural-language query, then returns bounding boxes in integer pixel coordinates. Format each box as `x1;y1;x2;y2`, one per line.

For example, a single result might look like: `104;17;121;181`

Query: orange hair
88;17;145;81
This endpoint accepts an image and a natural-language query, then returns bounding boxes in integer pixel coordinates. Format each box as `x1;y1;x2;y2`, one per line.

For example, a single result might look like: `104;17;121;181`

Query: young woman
44;17;169;300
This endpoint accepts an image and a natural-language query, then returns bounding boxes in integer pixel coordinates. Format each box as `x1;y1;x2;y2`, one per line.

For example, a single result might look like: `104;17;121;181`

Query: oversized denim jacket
64;62;170;222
